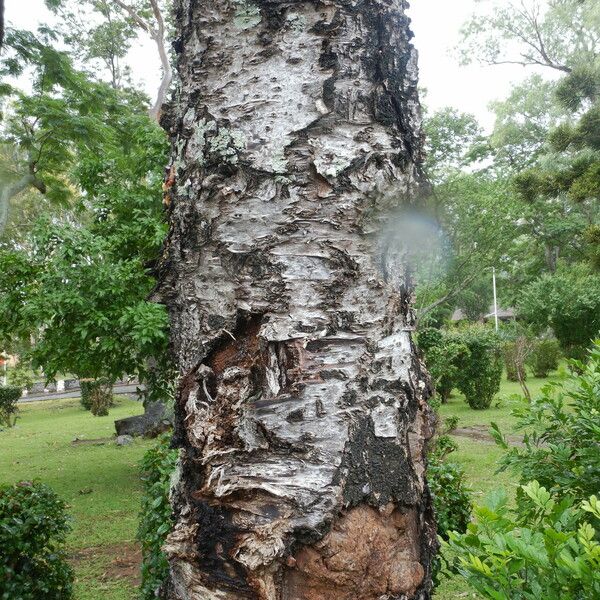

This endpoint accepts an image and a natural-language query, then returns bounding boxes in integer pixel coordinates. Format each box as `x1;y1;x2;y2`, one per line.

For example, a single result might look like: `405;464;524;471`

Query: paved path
19;383;144;403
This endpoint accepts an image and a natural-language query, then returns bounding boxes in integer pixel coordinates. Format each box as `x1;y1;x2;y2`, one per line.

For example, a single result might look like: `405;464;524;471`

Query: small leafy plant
0;385;21;427
491;341;600;503
7;365;35;391
444;482;600;599
418;327;469;403
0;481;73;599
138;433;179;599
79;378;113;416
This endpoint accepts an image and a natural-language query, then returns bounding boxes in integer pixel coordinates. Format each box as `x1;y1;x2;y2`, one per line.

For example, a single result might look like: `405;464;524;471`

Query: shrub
502;339;530;382
138;433;178;600
79;378;113;415
491;341;600;502
428;442;471;540
0;385;21;428
454;326;503;409
528;338;561;378
7;366;35;391
427;425;472;587
0;481;73;599
444;482;600;600
418;327;469;403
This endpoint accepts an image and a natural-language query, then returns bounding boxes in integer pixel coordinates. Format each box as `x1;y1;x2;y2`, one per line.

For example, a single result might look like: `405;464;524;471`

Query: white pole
492;267;499;332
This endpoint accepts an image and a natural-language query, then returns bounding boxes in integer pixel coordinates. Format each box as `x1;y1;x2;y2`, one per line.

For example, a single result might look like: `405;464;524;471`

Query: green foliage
492;341;600;503
428;435;472;541
423;107;485;184
518;264;600;359
138;433;178;600
0;39;170;387
0;481;73;599
454;326;503;410
527;338;561;378
418;327;469;402
420;326;503;408
459;0;600;74
443;482;600;600
6;365;35;391
502;340;529;382
489;76;566;171
0;385;21;428
79;379;113;416
426;408;472;586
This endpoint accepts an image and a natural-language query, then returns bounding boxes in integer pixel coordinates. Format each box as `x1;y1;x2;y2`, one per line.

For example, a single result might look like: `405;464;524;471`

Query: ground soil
70;542;142;587
451;426;524;446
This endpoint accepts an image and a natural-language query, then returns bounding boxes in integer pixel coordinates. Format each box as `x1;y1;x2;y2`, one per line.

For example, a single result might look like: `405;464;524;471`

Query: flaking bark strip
156;1;438;598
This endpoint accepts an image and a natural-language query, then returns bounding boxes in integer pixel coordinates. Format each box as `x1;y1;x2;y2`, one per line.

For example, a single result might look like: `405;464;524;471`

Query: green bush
491;341;600;503
0;385;21;428
418;327;469;403
428;438;472;539
0;481;73;599
427;422;472;587
7;366;35;391
79;378;113;415
454;326;503;409
528;338;561;378
502;340;529;382
138;433;178;600
444;482;600;599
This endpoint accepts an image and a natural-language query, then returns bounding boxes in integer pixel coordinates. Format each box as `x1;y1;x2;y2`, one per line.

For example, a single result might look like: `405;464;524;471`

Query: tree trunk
156;1;437;598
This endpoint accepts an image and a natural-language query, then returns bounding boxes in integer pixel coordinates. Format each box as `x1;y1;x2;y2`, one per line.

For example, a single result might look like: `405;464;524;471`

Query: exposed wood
156;1;438;598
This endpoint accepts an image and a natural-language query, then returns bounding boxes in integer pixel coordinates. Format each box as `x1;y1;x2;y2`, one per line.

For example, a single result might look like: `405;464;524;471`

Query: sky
5;0;541;131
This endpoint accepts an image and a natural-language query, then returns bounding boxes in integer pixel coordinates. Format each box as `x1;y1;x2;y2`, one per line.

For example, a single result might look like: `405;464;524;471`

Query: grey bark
0;172;46;236
114;400;171;438
155;1;437;598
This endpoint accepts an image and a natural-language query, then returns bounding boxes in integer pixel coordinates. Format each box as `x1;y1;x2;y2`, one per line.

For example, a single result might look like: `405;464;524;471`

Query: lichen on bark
155;1;438;598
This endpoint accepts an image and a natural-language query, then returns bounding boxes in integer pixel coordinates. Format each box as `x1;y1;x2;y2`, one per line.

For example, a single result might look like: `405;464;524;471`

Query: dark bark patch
191;500;257;597
337;416;418;508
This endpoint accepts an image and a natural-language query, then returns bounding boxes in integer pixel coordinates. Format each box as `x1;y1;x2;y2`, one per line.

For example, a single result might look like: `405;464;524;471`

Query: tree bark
0;172;46;236
156;1;437;598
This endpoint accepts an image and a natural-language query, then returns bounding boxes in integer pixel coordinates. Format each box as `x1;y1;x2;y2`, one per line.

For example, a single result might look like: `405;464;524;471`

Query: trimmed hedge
0;481;73;599
419;325;502;409
454;326;503;409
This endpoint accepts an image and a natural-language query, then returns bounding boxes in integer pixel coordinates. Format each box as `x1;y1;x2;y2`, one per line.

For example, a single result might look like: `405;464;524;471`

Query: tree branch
111;0;153;35
148;0;172;122
0;172;45;236
110;0;172;122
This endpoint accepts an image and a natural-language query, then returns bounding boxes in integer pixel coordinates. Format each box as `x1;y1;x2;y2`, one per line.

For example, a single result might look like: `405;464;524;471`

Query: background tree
0;26;170;396
45;0;172;121
155;1;437;597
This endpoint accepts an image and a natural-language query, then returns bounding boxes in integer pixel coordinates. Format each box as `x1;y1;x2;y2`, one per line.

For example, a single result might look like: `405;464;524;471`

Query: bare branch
111;0;154;35
110;0;172;122
148;0;172;122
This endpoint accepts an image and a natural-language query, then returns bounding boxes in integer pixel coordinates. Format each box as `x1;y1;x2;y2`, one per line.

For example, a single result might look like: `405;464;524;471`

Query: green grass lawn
0;370;561;600
0;396;151;600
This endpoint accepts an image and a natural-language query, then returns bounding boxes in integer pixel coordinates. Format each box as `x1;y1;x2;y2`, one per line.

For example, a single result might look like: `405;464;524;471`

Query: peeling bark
156;1;437;598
